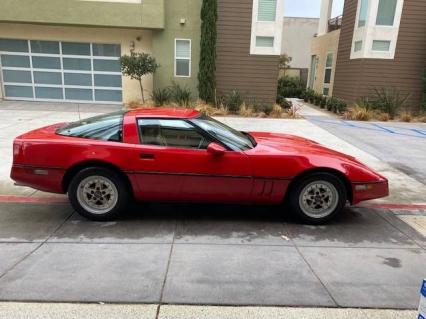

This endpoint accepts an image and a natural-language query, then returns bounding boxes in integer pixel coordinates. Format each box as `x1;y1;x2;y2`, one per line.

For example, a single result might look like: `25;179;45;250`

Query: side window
138;119;211;149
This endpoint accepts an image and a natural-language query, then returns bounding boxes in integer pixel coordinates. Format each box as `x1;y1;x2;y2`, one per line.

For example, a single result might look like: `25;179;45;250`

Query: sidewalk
0;302;418;319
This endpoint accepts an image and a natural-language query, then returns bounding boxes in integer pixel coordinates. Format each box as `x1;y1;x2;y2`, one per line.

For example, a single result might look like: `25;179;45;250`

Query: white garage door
0;39;122;103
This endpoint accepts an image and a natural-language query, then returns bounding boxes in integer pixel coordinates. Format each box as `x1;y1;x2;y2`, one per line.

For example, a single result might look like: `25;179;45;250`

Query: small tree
120;53;159;103
279;54;292;76
198;0;217;104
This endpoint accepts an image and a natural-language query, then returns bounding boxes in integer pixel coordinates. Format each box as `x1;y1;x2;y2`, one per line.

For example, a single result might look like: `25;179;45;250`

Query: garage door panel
35;87;63;99
94;74;122;87
64;73;92;86
93;59;120;72
65;88;93;101
1;39;122;103
92;44;120;57
62;42;91;56
4;85;33;98
30;40;60;54
63;58;91;71
95;89;122;102
1;55;30;68
0;39;28;52
34;71;62;85
32;56;61;69
3;70;32;83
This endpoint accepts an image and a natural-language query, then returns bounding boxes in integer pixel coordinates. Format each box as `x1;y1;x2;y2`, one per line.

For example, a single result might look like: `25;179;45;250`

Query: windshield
56;111;125;142
191;115;255;151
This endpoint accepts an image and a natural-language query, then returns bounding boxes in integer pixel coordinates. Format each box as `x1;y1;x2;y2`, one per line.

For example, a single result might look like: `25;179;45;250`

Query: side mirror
207;142;226;156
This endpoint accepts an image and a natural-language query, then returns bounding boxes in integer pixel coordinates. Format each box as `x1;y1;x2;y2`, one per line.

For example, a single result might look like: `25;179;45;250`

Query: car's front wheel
68;167;129;221
288;172;347;224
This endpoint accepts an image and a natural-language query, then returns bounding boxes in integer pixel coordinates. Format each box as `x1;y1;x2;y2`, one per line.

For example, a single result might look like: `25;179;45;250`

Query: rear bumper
351;180;389;205
10;165;65;194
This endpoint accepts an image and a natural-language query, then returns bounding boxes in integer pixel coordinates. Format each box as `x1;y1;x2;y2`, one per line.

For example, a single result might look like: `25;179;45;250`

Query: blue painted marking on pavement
308;117;426;139
371;123;395;133
412;129;426;137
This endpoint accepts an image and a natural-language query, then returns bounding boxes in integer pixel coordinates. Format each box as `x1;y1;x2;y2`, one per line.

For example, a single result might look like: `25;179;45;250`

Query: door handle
140;153;155;159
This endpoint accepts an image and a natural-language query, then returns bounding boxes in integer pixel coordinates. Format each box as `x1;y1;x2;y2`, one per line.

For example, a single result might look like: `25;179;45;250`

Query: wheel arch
285;167;353;204
62;160;134;198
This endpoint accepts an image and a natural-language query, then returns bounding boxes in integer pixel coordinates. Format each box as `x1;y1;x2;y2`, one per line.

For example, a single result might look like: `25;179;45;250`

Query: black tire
288;172;347;224
68;167;130;221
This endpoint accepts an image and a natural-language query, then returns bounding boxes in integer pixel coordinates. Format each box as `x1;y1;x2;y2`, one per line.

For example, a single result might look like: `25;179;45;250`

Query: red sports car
11;108;388;223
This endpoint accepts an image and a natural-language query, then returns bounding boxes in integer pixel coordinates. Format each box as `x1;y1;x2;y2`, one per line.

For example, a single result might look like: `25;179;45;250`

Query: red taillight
13;140;23;158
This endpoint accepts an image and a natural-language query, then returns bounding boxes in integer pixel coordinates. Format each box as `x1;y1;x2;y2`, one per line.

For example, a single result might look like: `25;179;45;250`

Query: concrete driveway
0;100;425;312
0;201;425;309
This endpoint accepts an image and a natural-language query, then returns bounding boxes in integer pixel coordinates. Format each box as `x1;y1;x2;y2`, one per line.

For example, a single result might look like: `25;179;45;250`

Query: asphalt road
0;201;425;309
306;116;426;184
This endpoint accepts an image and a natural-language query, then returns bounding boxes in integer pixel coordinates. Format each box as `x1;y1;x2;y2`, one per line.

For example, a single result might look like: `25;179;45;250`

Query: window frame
257;0;277;22
137;117;219;151
174;38;191;78
376;0;397;26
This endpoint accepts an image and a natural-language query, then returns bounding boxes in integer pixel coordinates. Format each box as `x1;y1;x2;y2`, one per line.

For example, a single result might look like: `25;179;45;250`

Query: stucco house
0;0;284;105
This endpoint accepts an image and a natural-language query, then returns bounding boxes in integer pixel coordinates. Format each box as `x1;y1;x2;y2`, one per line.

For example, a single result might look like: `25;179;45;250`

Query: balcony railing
328;15;342;32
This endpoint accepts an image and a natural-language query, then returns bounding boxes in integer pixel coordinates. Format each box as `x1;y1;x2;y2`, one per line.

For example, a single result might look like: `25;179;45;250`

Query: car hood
249;131;356;160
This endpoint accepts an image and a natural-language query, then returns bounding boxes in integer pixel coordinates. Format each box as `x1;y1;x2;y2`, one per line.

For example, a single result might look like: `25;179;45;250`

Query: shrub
356;96;373;111
304;89;315;103
170;82;192;106
287;103;302;119
151;88;171;106
276;76;303;99
400;111;412;122
238;103;254;117
326;97;347;113
372;87;409;119
320;96;327;109
253;103;273;115
378;112;390;122
343;105;373;121
314;93;323;106
269;104;284;118
226;90;244;113
277;97;293;109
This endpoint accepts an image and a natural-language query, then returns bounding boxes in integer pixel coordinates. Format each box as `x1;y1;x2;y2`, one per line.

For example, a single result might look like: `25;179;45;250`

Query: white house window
354;40;363;52
358;0;369;27
324;53;333;84
175;39;191;77
250;0;283;55
257;0;277;21
256;36;274;47
372;40;391;51
376;0;397;26
351;0;404;60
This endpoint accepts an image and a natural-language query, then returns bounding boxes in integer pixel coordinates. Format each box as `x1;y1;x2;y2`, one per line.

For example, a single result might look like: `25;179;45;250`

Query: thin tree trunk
139;79;145;103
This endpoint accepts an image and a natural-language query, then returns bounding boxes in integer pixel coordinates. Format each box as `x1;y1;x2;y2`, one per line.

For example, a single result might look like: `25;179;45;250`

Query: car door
131;118;253;203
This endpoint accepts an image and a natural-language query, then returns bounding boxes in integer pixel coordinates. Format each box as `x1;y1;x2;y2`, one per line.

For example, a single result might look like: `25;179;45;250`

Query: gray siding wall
216;0;279;104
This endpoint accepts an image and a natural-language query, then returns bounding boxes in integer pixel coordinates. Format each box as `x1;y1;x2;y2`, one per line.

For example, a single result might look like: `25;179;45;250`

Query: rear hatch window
56;111;125;142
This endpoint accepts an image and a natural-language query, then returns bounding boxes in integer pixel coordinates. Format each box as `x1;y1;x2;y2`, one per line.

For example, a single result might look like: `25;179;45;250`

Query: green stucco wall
0;0;164;29
152;0;201;98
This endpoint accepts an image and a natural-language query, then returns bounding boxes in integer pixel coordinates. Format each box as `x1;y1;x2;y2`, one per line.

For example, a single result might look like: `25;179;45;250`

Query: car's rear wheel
288;172;347;224
68;167;129;221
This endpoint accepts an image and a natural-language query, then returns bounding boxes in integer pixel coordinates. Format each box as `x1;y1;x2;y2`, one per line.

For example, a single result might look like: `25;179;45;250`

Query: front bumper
351;180;389;205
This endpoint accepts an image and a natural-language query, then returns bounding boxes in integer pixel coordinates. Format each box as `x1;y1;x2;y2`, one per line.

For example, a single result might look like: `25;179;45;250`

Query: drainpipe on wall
318;0;333;36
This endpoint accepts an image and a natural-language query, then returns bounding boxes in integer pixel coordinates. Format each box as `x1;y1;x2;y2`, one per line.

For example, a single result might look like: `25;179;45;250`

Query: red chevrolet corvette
11;108;388;223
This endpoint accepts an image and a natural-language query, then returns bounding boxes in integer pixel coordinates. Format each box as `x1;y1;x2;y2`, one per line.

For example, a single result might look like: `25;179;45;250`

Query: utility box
419;279;426;319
